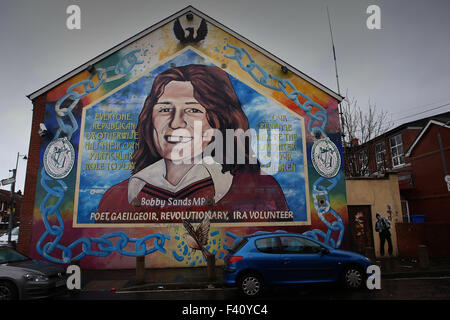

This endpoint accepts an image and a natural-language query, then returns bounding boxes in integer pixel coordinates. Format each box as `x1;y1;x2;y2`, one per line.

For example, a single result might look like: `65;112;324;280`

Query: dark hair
132;64;259;175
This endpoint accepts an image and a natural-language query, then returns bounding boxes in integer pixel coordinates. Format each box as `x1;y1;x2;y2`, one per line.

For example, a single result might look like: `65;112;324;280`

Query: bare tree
340;90;393;177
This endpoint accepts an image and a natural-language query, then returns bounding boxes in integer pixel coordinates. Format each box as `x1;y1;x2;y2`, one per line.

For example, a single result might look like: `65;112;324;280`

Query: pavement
79;265;226;293
75;256;450;293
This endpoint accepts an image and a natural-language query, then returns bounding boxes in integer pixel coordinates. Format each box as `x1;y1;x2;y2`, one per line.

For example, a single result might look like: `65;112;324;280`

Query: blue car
224;231;373;297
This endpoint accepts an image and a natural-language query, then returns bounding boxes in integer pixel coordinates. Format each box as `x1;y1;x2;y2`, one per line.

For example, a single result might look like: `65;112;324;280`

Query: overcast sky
1;0;449;192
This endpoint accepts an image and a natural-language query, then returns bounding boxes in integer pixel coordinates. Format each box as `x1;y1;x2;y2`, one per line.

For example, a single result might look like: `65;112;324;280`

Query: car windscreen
0;247;30;264
228;238;248;254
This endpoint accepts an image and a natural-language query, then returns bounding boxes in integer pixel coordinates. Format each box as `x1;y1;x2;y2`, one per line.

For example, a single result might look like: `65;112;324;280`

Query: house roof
27;6;343;102
385;111;450;137
405;119;450;157
353;110;450;148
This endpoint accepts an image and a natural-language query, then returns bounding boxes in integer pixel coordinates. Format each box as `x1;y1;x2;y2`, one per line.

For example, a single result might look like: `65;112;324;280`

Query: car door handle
283;258;291;264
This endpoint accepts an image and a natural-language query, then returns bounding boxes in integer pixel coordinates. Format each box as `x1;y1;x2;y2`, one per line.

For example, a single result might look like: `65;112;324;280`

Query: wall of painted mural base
30;11;348;269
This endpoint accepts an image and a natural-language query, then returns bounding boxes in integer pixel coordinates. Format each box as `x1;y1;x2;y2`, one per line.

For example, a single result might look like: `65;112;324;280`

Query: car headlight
24;273;49;282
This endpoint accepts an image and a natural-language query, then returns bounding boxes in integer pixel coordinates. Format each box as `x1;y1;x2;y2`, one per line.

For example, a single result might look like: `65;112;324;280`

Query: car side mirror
320;247;329;255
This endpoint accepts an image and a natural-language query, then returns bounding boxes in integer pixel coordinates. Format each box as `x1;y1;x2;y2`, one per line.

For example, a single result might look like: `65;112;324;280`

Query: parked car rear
224;232;372;297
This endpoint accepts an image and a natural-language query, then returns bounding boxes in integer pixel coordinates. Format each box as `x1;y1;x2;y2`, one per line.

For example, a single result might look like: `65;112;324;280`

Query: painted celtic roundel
43;137;75;179
311;138;341;178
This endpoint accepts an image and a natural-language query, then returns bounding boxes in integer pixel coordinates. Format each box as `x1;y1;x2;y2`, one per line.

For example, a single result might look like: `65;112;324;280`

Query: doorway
347;205;374;254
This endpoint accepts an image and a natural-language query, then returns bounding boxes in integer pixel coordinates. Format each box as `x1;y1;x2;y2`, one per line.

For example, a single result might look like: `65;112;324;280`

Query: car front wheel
238;273;263;297
342;266;364;289
0;281;19;300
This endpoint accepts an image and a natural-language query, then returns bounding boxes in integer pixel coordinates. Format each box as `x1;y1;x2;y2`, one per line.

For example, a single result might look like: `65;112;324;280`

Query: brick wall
406;124;450;222
17;95;46;255
396;222;450;258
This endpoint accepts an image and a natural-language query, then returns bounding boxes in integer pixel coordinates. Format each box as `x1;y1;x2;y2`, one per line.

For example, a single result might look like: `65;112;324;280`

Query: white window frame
390;134;405;168
401;200;410;223
375;141;386;171
358;149;369;176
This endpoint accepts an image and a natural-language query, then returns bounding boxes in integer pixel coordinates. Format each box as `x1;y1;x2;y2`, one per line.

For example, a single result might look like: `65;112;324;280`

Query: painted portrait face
152;80;213;162
133;64;256;175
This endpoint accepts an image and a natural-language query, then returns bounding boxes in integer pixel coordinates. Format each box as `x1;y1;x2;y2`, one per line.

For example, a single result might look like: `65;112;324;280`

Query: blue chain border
36;49;171;264
225;45;345;247
36;44;345;265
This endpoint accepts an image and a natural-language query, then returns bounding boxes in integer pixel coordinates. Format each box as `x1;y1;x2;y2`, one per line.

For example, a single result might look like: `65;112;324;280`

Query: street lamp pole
7;152;27;245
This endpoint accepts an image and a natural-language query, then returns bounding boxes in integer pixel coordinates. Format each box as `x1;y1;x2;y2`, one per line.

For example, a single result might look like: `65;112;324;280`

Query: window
255;237;280;254
11;227;19;236
375;142;386;171
358;149;369;176
229;238;248;254
279;237;322;254
401;200;410;223
390;134;405;167
346;152;358;177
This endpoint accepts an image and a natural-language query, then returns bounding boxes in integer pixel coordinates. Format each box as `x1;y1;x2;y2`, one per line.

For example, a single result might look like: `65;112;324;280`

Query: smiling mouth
165;135;193;143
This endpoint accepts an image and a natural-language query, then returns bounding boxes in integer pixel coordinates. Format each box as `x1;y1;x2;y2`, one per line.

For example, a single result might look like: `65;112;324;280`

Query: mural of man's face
152;80;213;162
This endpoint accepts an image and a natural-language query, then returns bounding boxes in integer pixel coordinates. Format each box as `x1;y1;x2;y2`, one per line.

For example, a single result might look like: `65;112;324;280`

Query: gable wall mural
28;11;348;269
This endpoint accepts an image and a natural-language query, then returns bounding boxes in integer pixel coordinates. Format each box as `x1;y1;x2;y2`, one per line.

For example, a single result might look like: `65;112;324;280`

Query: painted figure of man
97;64;289;222
375;213;393;256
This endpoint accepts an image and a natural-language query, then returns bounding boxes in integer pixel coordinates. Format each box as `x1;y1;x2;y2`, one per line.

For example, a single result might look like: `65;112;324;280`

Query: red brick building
347;111;450;257
403;118;450;222
349;111;450;221
0;189;23;231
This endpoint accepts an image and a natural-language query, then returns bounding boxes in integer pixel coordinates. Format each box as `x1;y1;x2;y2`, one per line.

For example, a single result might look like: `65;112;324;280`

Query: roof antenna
326;5;341;96
327;4;348;173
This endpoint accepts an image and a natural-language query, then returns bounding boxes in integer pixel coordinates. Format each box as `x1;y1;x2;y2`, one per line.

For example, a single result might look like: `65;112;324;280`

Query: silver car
0;246;68;300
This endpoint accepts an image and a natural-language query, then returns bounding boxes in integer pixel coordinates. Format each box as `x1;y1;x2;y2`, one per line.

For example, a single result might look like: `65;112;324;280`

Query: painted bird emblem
173;18;208;44
183;217;211;259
